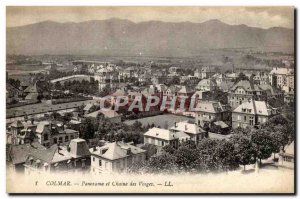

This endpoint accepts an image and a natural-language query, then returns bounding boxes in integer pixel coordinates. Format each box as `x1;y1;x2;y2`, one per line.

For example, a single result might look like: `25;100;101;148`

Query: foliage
250;129;274;163
230;133;256;170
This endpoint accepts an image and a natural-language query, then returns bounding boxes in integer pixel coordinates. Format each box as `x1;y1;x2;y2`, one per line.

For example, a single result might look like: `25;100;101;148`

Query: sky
6;6;294;29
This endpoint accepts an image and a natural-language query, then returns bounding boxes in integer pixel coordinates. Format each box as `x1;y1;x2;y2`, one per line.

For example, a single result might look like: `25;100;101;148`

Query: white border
1;0;298;198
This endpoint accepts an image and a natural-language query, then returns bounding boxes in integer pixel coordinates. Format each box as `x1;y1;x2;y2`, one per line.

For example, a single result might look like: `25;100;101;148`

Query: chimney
174;122;177;128
93;146;97;152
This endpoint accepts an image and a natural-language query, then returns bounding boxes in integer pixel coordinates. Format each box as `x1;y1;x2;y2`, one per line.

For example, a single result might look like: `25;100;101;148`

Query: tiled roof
24;82;38;93
9;142;46;165
197;79;217;87
144;127;177;141
99;109;120;118
231;80;261;92
90;142;127;160
11;120;24;128
170;121;205;134
195;101;226;113
259;84;282;95
233;99;275;116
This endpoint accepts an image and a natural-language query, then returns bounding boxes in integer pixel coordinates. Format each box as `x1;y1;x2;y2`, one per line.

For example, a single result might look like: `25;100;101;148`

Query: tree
197;138;219;172
146;153;178;174
214;140;240;172
230;134;256;171
174;142;200;171
235;72;249;83
250;129;273;165
82;118;96;140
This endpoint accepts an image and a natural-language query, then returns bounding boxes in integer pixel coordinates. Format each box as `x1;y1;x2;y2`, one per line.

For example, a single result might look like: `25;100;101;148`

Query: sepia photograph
5;6;295;194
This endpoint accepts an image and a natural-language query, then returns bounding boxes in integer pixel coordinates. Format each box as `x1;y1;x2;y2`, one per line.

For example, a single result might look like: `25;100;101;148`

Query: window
93;157;95;162
249;117;254;126
162;141;164;146
244;116;247;121
99;160;102;166
44;134;49;141
59;137;63;143
70;135;74;140
53;138;58;144
65;136;69;142
237;115;241;121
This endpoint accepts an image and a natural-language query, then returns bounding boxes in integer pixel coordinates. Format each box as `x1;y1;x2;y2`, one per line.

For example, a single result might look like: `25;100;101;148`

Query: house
90;141;146;174
169;121;206;143
7;142;46;173
269;67;294;92
8;120;38;145
144;127;180;150
219;81;234;93
169;66;183;76
253;71;270;85
259;84;284;105
228;80;267;109
232;99;277;129
162;85;182;110
212;73;231;86
6;83;21;104
177;86;195;109
195;101;231;127
24;138;91;174
199;66;215;79
35;121;79;147
151;76;168;85
196;79;217;92
278;141;294;169
85;109;122;123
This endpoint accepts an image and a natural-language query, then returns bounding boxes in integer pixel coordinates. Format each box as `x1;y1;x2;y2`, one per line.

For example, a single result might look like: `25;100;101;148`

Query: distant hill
7;18;294;56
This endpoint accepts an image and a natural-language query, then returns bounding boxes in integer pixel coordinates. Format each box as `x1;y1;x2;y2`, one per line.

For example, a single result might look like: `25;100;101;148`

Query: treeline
128;114;294;174
53;79;99;95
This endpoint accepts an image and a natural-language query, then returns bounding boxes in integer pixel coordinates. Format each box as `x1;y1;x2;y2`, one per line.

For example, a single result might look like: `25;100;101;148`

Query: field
124;114;195;129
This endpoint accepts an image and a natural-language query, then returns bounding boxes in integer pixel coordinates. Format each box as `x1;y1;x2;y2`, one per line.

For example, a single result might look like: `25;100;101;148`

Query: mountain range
7;18;294;56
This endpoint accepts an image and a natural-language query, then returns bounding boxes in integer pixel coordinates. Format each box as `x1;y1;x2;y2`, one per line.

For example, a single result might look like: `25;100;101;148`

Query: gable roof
90;142;128;160
195;101;227;113
197;79;217;87
24;82;38;93
230;80;261;92
8;142;46;165
233;99;276;116
99;109;120;118
170;121;205;134
177;86;194;94
259;84;282;95
11;120;24;128
144;127;177;141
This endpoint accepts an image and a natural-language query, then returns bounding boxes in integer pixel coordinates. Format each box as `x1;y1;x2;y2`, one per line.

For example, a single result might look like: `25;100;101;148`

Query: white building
90;142;146;174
